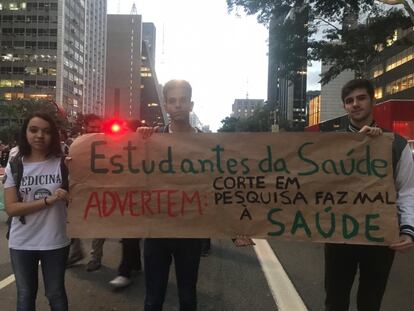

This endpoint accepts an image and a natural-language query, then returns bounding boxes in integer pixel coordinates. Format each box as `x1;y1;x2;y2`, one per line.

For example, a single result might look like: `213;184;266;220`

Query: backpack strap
8;155;24;202
7;155;25;228
60;156;69;191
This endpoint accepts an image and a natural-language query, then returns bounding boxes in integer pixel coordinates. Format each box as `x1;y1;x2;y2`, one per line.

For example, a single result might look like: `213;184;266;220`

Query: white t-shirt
4;156;70;250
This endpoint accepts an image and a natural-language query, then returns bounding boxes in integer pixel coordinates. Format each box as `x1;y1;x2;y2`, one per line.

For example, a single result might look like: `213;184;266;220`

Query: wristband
44;197;49;206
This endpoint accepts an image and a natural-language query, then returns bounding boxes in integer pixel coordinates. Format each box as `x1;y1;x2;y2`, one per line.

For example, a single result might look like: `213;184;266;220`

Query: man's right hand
136;126;158;139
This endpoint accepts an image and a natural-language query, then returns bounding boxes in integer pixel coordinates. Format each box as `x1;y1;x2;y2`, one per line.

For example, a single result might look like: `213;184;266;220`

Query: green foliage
0;101;69;143
218;104;273;132
0;123;20;144
227;0;413;84
311;9;412;84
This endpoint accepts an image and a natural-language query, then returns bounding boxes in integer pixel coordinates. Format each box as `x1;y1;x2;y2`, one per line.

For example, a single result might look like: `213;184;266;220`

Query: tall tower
267;1;308;129
83;0;107;116
105;14;142;119
140;23;167;126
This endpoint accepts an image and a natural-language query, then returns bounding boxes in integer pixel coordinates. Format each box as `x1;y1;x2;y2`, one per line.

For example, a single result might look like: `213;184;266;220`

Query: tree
227;0;413;84
0;100;69;143
377;0;414;23
218;103;274;132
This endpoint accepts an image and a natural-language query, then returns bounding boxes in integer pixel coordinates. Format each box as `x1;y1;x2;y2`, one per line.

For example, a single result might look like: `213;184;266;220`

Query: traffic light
102;118;129;134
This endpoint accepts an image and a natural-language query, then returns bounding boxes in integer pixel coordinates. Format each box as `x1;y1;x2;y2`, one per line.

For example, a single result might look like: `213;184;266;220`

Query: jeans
10;246;70;311
144;238;202;311
324;243;395;311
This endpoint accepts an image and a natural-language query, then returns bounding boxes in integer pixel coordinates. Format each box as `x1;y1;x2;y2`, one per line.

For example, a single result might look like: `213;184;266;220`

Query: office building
105;14;141;119
370;27;414;102
0;0;107;119
232;98;264;119
267;10;307;128
83;0;107;115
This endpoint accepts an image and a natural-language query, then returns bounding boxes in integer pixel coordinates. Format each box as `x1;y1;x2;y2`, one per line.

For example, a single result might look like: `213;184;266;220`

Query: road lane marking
0;274;15;290
253;239;308;311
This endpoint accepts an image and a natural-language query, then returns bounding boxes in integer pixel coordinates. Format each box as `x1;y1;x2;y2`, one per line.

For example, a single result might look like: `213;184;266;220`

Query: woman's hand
47;188;69;205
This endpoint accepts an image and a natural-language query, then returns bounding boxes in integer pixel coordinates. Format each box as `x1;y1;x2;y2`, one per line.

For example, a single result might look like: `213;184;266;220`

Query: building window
371;64;384;78
386;73;414;95
9;3;18;10
0;79;24;87
386;46;414;72
3;93;12;100
374;87;383;99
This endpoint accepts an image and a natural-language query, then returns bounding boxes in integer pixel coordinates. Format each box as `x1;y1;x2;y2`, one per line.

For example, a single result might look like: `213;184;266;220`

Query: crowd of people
1;78;414;311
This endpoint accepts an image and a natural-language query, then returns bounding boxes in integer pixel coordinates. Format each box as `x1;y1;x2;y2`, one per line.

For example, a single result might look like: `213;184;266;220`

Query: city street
1;211;413;311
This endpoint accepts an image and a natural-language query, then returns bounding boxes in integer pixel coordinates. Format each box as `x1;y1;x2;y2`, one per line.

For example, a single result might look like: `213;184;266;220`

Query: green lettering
110;155;123;174
298;142;319;176
371;159;388;178
342;214;359;239
291;211;311;237
91;141;108;173
181;159;199;173
365;214;384;242
267;208;285;236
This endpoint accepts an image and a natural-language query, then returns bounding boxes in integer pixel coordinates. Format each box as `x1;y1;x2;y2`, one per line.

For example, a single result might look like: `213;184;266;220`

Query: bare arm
5;187;68;217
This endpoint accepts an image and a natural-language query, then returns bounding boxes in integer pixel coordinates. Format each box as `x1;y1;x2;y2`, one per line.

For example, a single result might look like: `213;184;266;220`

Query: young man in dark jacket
324;79;414;311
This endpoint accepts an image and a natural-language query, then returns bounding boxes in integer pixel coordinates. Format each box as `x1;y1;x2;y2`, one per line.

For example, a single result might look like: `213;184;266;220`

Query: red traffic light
111;123;121;133
102;118;129;134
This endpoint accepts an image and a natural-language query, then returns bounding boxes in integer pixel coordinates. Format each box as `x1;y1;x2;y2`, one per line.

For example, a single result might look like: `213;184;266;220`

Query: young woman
4;112;70;310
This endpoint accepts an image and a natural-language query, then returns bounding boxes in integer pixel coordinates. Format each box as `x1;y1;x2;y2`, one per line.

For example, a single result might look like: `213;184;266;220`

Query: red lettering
181;191;203;215
129;191;141;216
141;191;154;214
102;191;117;217
113;192;129;216
153;190;167;214
167;190;178;217
84;192;102;220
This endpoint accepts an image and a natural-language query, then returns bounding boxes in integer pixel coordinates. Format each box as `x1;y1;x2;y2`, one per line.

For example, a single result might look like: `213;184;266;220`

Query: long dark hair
18;112;62;157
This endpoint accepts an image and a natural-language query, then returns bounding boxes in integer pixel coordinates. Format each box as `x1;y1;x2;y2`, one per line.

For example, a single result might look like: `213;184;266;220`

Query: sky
107;0;321;131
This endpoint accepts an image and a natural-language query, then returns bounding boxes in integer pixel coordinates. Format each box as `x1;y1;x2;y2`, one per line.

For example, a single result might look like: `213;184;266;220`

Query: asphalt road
1;212;414;311
0;217;276;311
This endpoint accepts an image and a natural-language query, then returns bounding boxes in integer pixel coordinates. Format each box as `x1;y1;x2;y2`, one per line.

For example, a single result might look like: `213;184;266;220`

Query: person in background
0;143;10;167
109;238;142;288
3;112;70;310
324;78;414;311
109;119;143;288
60;130;70;156
66;114;106;272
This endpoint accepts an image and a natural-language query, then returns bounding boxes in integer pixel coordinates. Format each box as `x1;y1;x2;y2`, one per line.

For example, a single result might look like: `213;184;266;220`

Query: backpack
3;155;68;239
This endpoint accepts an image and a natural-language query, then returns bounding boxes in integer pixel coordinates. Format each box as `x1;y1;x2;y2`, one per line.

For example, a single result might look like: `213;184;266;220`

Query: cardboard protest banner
67;132;399;245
